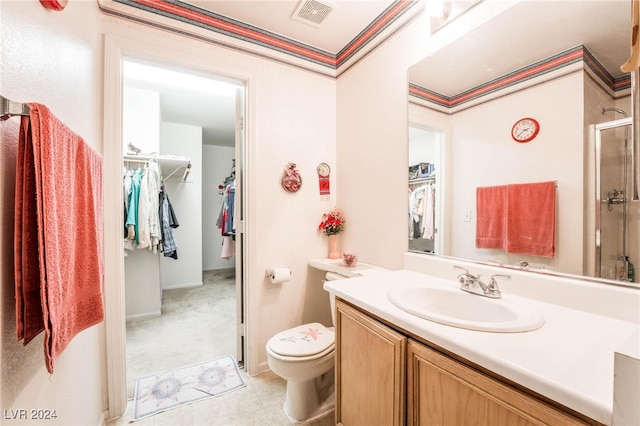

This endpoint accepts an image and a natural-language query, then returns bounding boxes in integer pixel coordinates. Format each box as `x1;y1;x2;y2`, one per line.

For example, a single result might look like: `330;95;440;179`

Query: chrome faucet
453;266;510;299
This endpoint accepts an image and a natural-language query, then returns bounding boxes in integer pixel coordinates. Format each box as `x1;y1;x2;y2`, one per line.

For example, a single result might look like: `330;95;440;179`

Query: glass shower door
595;118;632;281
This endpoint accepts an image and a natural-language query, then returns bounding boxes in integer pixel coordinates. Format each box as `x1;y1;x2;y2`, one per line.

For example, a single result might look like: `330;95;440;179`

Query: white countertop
323;269;640;425
309;258;388;278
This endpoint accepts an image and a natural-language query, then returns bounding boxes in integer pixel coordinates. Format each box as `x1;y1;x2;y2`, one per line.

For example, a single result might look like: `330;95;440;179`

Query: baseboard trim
162;281;203;290
126;311;161;322
203;266;236;272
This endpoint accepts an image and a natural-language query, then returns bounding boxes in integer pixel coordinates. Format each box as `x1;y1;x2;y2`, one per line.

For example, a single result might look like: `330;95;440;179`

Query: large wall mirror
408;0;639;287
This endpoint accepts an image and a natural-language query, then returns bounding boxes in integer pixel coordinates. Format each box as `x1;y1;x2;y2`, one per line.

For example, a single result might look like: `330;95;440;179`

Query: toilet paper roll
267;268;291;284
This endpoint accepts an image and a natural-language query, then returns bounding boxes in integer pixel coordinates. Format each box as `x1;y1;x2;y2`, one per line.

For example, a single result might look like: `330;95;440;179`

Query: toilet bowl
266;271;347;422
266;322;335;422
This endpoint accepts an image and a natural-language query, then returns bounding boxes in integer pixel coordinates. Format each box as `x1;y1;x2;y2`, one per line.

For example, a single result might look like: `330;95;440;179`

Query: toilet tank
324;272;349;326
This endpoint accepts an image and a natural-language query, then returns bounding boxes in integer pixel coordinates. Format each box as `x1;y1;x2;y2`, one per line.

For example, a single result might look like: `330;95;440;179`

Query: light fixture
428;0;446;17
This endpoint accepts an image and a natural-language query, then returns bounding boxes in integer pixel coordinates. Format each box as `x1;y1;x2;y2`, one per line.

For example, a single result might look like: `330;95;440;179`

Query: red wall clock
511;117;540;143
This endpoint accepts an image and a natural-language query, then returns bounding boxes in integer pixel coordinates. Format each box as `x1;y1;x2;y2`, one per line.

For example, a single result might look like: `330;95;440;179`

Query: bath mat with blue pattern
132;355;245;420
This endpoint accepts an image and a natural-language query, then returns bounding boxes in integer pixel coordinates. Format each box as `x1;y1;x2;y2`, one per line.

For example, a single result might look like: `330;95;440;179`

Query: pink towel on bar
505;181;556;258
475;185;507;249
15;118;44;344
15;103;104;373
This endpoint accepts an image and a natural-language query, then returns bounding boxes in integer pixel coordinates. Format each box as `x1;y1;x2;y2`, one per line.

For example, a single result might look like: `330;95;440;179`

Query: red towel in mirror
476;185;507;249
505;181;556;258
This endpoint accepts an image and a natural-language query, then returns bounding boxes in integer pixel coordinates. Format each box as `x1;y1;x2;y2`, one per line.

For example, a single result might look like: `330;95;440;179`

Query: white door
234;87;246;365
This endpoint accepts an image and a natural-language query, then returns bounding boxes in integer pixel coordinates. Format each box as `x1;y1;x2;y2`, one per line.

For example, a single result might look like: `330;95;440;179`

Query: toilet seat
267;322;335;360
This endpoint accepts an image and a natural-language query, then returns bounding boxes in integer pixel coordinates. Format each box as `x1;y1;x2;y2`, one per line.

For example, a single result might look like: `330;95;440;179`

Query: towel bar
1;95;29;121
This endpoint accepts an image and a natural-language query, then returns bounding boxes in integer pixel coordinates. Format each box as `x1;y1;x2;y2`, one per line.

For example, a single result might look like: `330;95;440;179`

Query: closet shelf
409;176;436;185
124;153;191;181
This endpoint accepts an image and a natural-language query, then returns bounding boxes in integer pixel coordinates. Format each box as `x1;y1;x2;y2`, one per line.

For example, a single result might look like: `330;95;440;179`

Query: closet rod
124;153;192;181
123;158;149;164
409;176;436;185
1;96;29;121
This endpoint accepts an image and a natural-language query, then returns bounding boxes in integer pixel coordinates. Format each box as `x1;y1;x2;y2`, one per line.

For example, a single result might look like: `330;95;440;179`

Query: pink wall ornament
281;162;302;193
40;0;68;11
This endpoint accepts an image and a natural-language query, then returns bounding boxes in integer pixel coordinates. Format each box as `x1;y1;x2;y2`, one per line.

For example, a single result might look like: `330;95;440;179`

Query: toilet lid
267;322;335;357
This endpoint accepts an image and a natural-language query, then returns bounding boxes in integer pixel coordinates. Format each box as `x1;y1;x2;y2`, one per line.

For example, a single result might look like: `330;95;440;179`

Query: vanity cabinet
336;299;600;426
407;340;596;425
335;299;406;426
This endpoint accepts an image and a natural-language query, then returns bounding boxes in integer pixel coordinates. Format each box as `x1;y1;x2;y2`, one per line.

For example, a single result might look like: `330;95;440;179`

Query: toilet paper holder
264;268;291;283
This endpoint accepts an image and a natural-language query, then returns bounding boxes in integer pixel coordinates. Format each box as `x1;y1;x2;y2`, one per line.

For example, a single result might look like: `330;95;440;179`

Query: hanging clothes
216;180;236;237
225;180;235;235
422;183;435;240
125;168;143;244
408;181;435;241
122;160;178;258
159;185;179;259
216;179;236;260
220;236;235;260
409;184;426;239
138;160;161;252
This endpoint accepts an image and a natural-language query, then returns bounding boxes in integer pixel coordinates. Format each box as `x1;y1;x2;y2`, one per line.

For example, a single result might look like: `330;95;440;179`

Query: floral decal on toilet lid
280;326;323;343
268;322;335;357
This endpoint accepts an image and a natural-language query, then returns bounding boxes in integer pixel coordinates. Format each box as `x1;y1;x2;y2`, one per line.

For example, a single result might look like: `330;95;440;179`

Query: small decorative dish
343;253;358;267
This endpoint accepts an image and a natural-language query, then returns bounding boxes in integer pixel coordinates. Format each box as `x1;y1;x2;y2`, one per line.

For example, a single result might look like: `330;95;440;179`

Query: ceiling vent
292;0;335;28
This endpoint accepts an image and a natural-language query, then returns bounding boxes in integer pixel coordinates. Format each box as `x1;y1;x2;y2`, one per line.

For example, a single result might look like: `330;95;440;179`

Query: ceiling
185;0;396;54
122;0;633;147
409;0;630;97
123;0;397;147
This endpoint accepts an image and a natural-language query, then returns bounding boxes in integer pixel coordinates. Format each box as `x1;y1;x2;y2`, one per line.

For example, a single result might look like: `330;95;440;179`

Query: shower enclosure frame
594;116;633;281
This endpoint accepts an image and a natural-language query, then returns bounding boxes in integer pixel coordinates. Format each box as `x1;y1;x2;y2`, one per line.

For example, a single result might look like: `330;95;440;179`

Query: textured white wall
0;1;106;424
447;74;584;274
160;122;203;289
123;87;162;319
336;12;431;270
123;87;160;153
202;144;236;271
99;15;339;376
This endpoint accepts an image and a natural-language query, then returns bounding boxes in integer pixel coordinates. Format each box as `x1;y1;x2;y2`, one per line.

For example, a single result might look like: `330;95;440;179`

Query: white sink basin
387;285;544;332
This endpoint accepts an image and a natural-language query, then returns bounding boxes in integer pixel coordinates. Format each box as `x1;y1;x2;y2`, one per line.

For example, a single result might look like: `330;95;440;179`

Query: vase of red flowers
327;234;340;259
318;207;344;259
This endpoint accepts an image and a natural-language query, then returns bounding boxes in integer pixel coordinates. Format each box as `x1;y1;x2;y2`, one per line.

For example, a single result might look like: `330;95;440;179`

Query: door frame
408;103;448;256
102;33;255;420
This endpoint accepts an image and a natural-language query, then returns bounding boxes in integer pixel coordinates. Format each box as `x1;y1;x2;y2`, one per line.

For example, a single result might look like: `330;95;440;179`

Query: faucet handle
454;266;480;277
488;274;511;291
453;265;469;274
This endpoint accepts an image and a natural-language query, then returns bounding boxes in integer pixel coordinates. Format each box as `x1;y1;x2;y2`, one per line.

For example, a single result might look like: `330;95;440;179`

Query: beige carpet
126;269;237;399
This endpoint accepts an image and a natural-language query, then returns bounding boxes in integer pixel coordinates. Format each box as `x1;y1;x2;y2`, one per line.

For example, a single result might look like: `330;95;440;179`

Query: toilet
266;271;345;422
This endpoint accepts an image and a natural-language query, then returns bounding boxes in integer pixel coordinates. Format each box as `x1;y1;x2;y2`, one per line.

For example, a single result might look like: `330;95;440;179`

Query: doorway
120;58;246;399
408;125;443;255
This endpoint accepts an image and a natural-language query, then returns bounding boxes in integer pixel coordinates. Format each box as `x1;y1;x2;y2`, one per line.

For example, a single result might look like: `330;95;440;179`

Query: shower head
602;107;628;118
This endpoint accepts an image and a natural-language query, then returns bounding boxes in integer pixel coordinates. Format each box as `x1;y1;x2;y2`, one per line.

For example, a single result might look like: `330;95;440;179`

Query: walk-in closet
121;59;244;398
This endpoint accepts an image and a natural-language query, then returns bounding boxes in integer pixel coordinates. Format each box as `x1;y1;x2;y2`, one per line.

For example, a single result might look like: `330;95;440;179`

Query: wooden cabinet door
407;340;595;426
336;299;407;426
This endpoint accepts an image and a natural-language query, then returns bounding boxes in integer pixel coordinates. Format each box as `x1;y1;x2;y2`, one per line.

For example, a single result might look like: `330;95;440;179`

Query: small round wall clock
317;162;330;178
511;117;540;143
317;162;331;195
